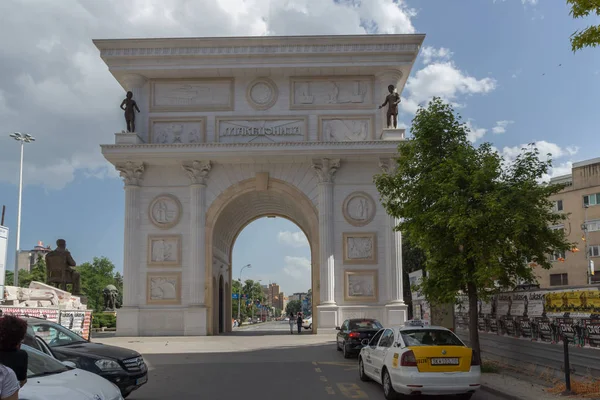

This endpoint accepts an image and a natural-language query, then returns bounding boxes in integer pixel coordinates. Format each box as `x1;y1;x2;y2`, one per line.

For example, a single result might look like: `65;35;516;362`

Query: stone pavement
481;373;564;400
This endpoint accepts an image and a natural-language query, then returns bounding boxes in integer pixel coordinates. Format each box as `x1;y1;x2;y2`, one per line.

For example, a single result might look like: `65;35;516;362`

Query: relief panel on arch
290;76;374;110
318;115;375;142
149;117;206;144
150;79;234;112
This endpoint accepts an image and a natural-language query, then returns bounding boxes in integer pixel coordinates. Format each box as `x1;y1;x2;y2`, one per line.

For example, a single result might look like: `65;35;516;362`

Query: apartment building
261;283;284;310
539;158;600;287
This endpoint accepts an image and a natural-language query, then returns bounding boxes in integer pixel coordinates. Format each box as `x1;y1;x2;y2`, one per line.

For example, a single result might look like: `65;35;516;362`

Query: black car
23;317;148;398
335;318;383;358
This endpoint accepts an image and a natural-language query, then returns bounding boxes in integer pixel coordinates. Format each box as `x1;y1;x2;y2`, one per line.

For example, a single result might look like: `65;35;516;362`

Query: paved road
124;322;501;400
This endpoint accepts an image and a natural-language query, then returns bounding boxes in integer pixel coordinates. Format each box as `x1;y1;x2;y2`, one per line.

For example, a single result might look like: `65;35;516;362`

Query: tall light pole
237;264;251;322
9;132;35;286
583;205;591;285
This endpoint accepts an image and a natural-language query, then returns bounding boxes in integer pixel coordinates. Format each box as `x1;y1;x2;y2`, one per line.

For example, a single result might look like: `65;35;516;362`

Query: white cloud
277;231;309;248
0;0;417;190
401;60;497;114
282;256;311;280
465;120;487;143
420;46;453;65
491;120;514;134
495;141;579;181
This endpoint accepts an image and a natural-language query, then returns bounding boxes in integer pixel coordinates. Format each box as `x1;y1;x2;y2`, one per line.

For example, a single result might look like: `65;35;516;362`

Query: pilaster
182;160;212;335
121;73;148;139
312;158;340;308
115;161;145;335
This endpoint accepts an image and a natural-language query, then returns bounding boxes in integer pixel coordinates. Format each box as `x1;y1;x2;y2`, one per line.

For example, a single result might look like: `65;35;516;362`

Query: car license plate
431;358;459;365
136;375;148;385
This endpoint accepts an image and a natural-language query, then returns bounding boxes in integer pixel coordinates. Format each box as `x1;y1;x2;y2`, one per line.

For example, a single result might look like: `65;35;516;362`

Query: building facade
16;241;51;273
95;34;424;336
540;158;600;287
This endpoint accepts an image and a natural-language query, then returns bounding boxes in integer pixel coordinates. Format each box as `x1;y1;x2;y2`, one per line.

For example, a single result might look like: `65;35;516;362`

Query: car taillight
349;332;360;339
400;350;417;367
471;351;480;366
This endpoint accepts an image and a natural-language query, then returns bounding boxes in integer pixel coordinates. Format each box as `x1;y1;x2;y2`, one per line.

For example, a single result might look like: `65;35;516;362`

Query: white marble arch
96;33;425;336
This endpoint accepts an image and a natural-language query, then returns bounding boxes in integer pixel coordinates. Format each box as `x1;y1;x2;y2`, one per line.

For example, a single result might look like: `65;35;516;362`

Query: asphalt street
125;321;502;400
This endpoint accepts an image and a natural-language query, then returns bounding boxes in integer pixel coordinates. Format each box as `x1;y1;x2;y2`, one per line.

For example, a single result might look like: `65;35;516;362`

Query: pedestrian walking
297;313;303;334
288;312;295;334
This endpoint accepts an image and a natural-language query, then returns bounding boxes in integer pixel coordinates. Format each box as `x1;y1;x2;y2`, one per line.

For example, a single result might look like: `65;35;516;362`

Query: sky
0;0;599;295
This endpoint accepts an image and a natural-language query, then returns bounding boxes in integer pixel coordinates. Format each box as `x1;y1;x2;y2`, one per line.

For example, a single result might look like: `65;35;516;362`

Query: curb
481;385;522;400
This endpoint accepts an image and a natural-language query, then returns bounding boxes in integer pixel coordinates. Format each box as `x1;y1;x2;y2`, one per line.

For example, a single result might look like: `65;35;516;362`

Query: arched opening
205;177;319;336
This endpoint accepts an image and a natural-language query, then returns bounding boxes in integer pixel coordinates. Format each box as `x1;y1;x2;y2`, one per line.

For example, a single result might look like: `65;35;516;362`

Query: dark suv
23;317;148;398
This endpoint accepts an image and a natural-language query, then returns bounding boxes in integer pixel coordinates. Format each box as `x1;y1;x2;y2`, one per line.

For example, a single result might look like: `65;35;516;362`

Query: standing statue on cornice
379;84;401;129
120;91;141;132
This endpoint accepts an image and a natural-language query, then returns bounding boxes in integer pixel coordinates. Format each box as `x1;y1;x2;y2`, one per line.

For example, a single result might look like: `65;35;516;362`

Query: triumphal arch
95;34;425;336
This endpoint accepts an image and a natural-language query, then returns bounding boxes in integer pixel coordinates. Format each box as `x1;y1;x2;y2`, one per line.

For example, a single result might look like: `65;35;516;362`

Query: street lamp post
584;205;591;285
237;264;251;322
9;132;35;287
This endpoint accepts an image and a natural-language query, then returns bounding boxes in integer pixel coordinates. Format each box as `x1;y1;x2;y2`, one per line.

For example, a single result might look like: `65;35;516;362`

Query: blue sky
1;0;598;295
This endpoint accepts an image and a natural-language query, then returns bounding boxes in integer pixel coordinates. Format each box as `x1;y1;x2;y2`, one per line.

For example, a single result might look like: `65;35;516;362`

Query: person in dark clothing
0;315;29;387
288;313;295;334
296;313;303;334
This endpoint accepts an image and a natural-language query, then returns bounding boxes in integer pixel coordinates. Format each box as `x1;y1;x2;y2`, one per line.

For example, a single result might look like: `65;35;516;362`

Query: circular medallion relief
148;194;182;230
342;191;376;227
246;77;278;110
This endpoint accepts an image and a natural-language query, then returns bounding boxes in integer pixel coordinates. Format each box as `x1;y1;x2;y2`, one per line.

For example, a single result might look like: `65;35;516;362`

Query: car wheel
309;323;312;330
342;341;351;359
121;390;132;399
382;368;399;400
358;358;370;382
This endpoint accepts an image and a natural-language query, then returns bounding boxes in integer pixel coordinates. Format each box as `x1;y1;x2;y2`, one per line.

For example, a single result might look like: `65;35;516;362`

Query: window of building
550;251;566;262
553;200;564;212
550;273;568;286
583;193;600;207
584;220;600;232
589;245;600;258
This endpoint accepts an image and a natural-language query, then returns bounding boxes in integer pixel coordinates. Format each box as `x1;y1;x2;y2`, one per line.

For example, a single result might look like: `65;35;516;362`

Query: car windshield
30;322;88;347
22;344;69;378
349;320;383;330
400;329;464;347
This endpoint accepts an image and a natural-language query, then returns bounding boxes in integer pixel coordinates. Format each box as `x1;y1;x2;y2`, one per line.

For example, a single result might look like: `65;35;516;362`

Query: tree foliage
285;300;302;315
374;97;573;362
401;232;427;318
231;279;266;323
78;257;119;312
567;0;600;52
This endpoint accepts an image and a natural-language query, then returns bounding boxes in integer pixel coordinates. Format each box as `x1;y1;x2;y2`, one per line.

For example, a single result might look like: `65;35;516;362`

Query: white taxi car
358;320;481;400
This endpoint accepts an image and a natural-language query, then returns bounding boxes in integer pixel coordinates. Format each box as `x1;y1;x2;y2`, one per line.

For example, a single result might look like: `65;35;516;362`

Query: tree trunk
466;280;482;365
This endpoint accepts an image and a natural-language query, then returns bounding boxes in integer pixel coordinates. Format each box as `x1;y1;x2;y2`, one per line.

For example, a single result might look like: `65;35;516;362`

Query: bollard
562;335;572;394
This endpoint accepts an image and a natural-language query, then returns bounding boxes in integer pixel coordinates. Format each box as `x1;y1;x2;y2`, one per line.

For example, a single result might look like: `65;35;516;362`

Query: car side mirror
335;327;341;330
62;361;77;369
361;339;369;346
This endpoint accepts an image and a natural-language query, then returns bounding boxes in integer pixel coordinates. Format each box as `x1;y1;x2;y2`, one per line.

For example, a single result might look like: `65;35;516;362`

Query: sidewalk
481;373;563;400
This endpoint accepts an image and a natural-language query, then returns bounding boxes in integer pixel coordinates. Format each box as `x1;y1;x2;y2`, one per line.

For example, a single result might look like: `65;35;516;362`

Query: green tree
78;257;117;312
5;269;36;288
4;270;13;286
285;300;302;315
375;97;572;363
567;0;600;52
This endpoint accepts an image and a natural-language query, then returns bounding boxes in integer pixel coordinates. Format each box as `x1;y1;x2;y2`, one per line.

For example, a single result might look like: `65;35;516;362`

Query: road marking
317;361;356;367
336;383;368;399
315;367;322;373
320;376;328;382
313;361;318;366
325;386;335;395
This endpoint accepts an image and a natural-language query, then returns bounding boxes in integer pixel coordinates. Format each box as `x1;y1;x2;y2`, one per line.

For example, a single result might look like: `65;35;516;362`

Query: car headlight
95;359;124;372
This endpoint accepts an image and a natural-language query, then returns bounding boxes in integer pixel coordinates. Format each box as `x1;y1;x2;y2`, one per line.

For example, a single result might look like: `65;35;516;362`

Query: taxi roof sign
404;319;430;327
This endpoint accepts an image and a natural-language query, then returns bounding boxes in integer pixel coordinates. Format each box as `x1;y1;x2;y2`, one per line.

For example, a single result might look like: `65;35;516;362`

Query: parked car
358;320;481;399
19;344;124;400
336;318;383;358
302;316;312;330
24;317;148;399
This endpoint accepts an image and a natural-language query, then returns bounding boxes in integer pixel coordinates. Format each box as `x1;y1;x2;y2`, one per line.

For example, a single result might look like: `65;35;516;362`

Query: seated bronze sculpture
45;239;81;295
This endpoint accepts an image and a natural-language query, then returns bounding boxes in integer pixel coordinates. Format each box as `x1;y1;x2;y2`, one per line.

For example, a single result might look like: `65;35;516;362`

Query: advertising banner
0;306;59;322
585;319;600;348
59;310;92;341
409;270;425;301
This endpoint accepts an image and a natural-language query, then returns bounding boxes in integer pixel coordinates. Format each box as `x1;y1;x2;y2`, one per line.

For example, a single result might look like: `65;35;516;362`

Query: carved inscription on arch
290;76;375;110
